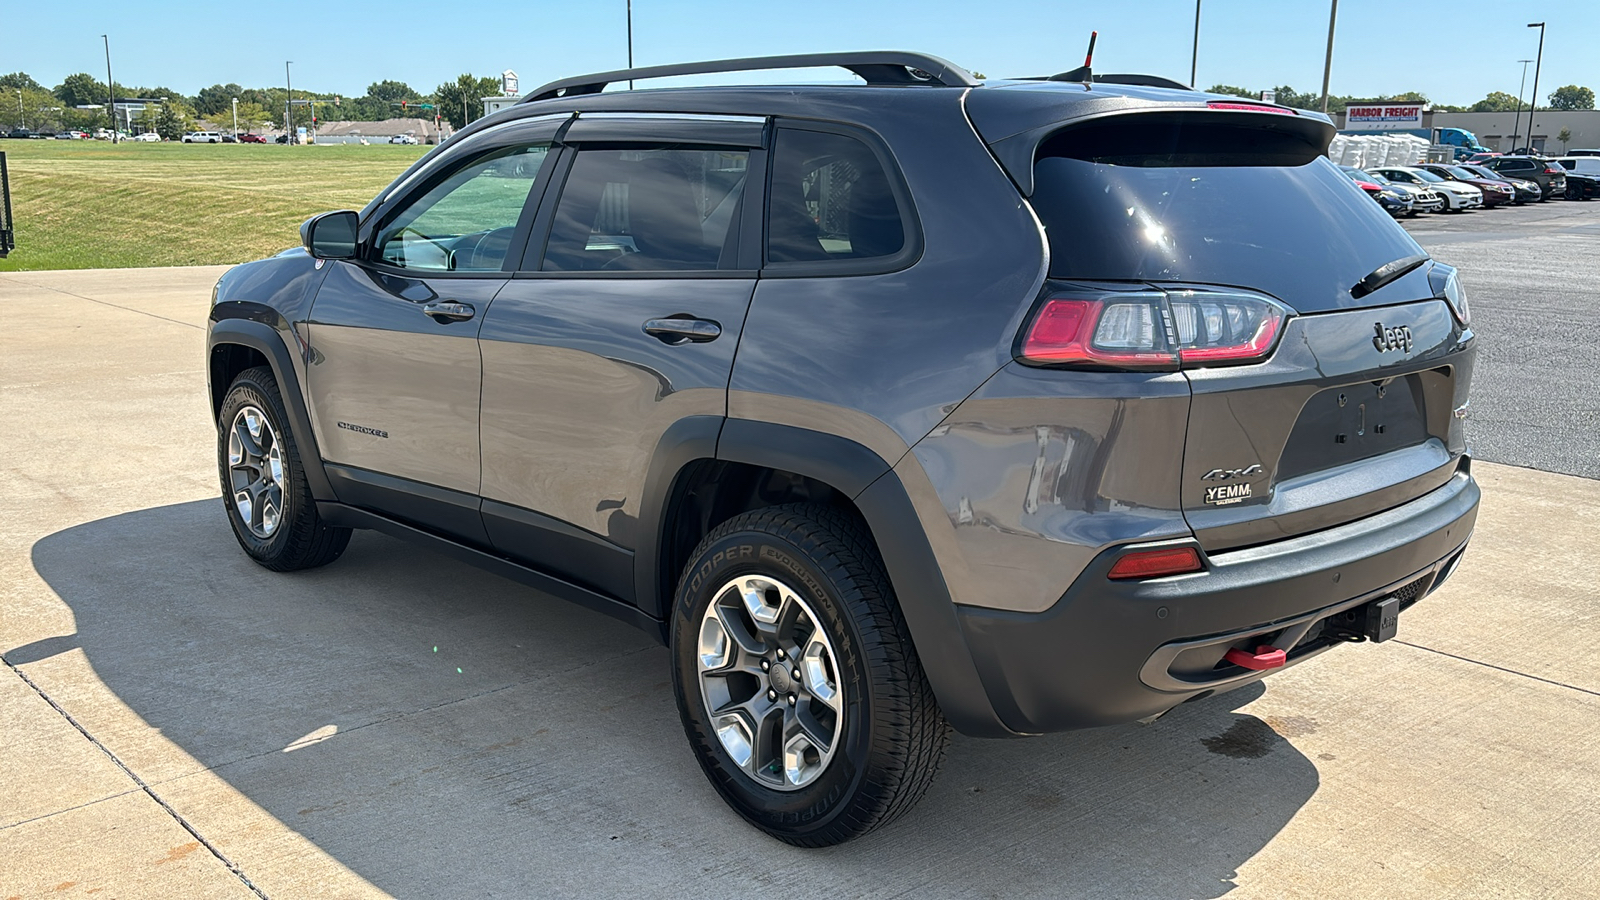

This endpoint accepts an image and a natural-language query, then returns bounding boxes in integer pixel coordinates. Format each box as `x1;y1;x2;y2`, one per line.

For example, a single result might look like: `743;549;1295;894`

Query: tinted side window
374;143;551;272
767;128;905;264
541;147;749;272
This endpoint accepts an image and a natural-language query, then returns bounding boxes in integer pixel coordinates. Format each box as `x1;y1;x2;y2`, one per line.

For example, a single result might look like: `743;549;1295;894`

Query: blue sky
5;1;1593;107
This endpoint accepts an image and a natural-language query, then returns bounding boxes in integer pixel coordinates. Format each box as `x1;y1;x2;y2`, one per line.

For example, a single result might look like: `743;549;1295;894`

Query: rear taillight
1019;289;1289;370
1429;264;1470;326
1545;166;1563;174
1108;546;1204;580
1020;293;1177;368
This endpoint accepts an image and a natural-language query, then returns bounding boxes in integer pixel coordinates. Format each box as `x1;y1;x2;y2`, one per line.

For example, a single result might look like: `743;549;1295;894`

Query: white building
1428;110;1600;154
1336;108;1600;154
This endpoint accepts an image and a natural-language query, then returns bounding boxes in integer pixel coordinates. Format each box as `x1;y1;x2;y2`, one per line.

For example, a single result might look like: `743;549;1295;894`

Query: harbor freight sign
1346;103;1425;131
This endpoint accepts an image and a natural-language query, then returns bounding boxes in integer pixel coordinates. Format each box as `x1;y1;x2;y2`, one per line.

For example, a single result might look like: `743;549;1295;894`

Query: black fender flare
207;311;336;502
646;417;1014;738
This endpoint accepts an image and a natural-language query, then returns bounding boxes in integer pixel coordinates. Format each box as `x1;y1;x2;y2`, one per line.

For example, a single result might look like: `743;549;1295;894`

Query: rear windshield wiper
1351;253;1430;299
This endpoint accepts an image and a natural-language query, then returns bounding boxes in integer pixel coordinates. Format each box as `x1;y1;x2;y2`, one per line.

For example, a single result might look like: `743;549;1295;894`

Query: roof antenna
1051;31;1098;87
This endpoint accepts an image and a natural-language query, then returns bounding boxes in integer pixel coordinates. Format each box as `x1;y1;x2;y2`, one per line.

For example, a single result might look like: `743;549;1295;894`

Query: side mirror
301;210;359;260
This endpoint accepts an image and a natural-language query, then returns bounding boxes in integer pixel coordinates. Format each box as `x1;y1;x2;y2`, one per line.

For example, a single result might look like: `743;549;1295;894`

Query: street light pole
1190;0;1201;88
627;0;635;89
1511;59;1533;150
1319;0;1339;114
285;61;293;144
102;34;116;142
15;90;23;130
232;97;238;139
1526;23;1545;153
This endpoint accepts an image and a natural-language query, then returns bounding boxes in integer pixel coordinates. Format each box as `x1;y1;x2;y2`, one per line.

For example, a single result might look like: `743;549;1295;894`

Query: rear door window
765;126;910;269
540;147;749;272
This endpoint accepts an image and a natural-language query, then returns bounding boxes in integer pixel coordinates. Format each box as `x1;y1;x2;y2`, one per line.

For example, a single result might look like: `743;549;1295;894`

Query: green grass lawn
0;141;428;271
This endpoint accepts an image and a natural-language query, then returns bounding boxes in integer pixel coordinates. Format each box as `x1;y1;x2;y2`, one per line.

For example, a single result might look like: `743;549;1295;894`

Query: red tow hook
1224;645;1288;671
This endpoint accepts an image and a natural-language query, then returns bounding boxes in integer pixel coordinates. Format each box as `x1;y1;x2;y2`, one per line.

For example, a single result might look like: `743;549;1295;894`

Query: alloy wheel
227;405;285;539
696;575;844;791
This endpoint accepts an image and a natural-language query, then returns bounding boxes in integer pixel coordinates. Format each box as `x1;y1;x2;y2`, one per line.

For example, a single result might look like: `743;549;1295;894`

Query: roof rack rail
1043;72;1195;91
520;51;981;103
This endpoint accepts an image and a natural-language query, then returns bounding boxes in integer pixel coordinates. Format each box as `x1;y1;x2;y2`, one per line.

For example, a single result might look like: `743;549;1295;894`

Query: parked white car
132;131;162;142
1370;166;1482;211
389;133;419;145
182;131;223;143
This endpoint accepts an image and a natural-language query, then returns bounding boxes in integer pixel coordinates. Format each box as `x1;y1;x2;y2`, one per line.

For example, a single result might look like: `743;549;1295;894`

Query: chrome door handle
422;300;475;323
643;317;721;344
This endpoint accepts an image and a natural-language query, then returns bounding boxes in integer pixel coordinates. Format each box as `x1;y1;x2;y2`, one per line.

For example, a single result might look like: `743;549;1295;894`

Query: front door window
374;143;551;272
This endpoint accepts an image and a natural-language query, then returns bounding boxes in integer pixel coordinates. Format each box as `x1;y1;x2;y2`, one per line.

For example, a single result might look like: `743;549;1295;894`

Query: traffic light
401;100;408;110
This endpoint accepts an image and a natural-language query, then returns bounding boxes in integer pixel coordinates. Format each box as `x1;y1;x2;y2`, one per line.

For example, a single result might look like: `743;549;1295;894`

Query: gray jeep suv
206;52;1480;846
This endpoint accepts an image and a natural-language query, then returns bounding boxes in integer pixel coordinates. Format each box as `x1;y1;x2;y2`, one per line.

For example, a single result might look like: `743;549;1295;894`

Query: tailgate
1180;298;1473;551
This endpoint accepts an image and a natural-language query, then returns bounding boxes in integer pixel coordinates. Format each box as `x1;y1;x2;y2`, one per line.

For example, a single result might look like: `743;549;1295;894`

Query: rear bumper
952;463;1479;735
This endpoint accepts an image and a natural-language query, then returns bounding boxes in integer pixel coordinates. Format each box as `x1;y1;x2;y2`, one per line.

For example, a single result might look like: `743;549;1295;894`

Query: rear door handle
422;301;475;323
643;317;721;344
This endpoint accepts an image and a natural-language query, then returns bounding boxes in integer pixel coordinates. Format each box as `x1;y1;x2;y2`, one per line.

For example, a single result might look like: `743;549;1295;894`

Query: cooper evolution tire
670;504;949;846
216;366;351;571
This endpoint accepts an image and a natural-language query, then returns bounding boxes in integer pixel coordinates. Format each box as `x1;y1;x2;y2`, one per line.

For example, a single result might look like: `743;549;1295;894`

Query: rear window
1030;118;1424;310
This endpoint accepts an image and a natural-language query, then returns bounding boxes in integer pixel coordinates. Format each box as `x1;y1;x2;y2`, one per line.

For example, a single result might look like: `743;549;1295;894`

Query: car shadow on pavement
20;499;1319;898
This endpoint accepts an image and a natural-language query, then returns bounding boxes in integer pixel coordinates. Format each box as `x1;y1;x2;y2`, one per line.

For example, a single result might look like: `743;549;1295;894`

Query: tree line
1208;83;1595;114
0;71;507;137
4;69;1592;138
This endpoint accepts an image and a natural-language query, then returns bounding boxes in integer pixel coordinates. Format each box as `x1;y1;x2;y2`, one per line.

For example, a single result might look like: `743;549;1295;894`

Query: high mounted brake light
1206;101;1297;115
1019;289;1290;370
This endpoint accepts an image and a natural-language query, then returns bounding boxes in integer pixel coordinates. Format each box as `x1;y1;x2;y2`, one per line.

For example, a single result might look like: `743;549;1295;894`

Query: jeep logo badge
1373;322;1413;354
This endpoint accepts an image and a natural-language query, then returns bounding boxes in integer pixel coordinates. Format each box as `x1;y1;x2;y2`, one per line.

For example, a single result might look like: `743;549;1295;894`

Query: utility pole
1319;0;1339;114
627;0;635;89
1190;0;1201;88
285;61;293;144
1526;23;1545;152
1511;59;1533;150
15;90;22;130
232;97;238;139
102;34;116;142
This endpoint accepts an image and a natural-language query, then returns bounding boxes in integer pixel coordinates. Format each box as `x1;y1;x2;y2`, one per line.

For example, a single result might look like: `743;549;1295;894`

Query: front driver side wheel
670;504;949;846
217;366;351;571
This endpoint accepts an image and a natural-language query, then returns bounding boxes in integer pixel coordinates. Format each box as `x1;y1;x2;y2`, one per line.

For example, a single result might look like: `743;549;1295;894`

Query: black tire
217;366;350;571
670;503;949;846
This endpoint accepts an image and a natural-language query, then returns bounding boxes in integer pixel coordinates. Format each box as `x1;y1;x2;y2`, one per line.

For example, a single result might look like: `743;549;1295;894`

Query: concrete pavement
2;265;1598;899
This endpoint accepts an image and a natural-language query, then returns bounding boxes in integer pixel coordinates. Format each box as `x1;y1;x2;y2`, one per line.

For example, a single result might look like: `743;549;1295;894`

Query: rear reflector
1206;101;1297;115
1107;546;1203;580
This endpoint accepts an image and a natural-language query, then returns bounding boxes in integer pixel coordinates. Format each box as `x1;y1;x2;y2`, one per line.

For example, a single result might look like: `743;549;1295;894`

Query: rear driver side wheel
670;504;949;846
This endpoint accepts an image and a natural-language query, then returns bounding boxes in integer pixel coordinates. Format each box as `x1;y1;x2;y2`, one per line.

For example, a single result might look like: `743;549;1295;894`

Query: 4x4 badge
1202;464;1262;481
1373;322;1413;353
